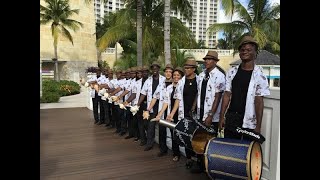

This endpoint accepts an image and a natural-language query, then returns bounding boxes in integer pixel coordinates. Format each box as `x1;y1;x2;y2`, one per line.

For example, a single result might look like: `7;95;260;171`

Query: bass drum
204;137;262;180
174;118;215;154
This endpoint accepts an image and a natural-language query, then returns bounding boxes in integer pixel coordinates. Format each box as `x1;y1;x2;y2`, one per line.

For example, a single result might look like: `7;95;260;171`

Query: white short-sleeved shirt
226;64;270;129
197;67;226;122
140;75;165;113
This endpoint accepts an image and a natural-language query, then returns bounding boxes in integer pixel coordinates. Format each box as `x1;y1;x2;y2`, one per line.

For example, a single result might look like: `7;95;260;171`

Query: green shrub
41;80;81;103
40;92;60;103
58;80;81;96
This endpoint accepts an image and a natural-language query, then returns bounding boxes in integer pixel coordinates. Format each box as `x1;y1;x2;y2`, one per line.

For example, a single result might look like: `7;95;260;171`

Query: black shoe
134;138;140;142
114;130;121;133
105;123;111;127
119;132;126;136
190;163;204;174
107;125;114;129
97;121;103;125
157;151;168;157
94;121;99;124
144;146;153;151
125;135;134;139
185;160;193;169
139;141;146;146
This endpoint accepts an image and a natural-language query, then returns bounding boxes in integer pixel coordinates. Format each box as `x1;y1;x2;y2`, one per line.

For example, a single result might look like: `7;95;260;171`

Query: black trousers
137;102;148;143
102;100;111;125
98;96;105;123
132;111;139;139
119;107;127;133
92;93;104;122
159;112;168;153
126;108;135;137
170;115;180;157
146;113;157;148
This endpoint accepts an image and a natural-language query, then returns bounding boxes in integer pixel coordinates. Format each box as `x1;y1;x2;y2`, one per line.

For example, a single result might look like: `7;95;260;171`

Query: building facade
40;0;98;83
93;0;219;48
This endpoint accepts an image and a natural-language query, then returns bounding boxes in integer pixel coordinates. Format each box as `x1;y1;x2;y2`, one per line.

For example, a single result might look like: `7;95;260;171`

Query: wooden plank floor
40;108;209;180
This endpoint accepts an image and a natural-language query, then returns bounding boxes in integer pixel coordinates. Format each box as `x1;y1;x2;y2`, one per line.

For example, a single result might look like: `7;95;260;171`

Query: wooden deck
40;107;209;180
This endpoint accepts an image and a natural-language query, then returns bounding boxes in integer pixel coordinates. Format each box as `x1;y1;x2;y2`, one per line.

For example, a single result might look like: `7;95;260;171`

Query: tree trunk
164;0;171;65
54;43;60;82
136;0;143;66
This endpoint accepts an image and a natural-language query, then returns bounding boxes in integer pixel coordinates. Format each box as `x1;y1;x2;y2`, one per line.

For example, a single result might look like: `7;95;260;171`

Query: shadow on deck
40;107;209;180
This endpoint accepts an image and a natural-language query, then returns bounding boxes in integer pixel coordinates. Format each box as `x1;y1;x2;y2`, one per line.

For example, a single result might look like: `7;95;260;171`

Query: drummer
166;58;199;170
191;50;226;173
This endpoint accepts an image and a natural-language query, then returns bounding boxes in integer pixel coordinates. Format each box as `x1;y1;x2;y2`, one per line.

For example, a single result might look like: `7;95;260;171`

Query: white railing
180;49;234;56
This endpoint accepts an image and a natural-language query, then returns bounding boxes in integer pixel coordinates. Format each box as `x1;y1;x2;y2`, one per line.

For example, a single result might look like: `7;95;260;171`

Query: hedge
41;80;81;103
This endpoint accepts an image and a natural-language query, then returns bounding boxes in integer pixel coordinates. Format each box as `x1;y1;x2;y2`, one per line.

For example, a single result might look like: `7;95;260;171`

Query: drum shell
204;137;262;180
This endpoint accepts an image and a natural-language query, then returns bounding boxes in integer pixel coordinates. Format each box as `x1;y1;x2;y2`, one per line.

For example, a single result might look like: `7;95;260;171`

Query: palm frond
234;2;252;25
171;0;193;21
220;0;237;18
61;25;74;45
207;22;247;34
97;23;135;51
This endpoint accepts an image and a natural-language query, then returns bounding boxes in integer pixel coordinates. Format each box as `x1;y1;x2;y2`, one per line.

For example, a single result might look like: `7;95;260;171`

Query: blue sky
217;0;280;39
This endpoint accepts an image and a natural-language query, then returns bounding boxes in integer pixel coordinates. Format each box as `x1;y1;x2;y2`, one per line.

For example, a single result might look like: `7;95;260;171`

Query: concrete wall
40;0;97;81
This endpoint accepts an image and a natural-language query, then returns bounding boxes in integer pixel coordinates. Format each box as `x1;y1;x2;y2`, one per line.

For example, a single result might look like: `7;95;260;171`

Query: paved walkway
40;86;88;109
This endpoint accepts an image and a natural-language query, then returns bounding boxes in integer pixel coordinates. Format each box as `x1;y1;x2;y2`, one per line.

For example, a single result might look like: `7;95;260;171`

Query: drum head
247;141;263;180
191;130;215;154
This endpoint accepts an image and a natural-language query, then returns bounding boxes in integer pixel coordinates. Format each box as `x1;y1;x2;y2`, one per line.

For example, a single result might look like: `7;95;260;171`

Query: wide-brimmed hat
238;35;259;50
174;67;184;75
142;65;149;71
184;58;197;67
163;64;174;71
130;67;137;72
150;61;161;68
136;67;142;72
203;50;219;61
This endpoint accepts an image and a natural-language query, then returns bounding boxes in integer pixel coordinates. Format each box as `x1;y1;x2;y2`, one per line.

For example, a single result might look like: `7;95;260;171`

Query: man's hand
166;114;173;121
123;101;128;106
218;117;225;130
254;126;261;133
204;116;213;127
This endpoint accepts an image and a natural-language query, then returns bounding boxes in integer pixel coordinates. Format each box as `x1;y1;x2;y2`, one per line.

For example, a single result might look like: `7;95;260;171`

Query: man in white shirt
219;35;270;139
137;62;165;151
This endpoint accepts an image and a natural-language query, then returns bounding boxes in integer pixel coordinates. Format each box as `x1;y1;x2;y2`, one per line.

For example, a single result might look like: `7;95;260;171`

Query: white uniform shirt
140;75;165;113
226;64;270;129
132;78;143;106
173;75;200;120
196;67;226;122
153;81;170;119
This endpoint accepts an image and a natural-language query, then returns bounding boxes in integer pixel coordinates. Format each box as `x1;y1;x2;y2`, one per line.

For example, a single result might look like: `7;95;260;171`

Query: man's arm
204;92;223;126
123;93;136;106
137;94;146;107
218;91;231;130
254;96;264;133
166;99;180;120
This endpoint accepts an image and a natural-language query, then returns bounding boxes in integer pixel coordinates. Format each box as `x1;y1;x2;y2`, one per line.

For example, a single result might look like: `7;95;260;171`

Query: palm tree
97;0;194;67
164;0;192;65
208;0;280;55
40;0;83;81
136;0;143;66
